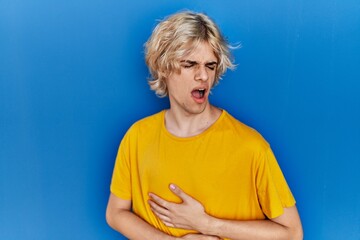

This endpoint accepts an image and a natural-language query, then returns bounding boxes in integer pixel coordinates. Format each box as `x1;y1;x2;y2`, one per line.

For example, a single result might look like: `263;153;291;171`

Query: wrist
197;214;216;235
168;236;178;240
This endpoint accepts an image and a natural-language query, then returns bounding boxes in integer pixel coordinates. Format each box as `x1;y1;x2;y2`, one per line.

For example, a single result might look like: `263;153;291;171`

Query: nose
195;65;209;82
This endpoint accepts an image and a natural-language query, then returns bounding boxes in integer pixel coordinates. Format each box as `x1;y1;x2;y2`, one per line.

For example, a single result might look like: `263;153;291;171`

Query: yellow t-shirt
110;110;295;237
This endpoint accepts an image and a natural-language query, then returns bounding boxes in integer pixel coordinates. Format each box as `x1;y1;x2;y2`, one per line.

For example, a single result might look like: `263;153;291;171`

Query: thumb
169;184;190;201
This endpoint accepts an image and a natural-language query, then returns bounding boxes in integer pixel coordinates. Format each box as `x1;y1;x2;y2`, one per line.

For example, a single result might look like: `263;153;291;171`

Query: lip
192;85;208;93
191;85;208;104
192;96;206;104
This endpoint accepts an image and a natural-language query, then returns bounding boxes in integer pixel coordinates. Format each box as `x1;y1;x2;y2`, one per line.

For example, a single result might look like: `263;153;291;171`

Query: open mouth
191;88;206;99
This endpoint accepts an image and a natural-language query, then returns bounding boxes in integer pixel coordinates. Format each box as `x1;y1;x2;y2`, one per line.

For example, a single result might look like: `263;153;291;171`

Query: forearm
148;185;302;240
200;217;299;240
106;209;175;240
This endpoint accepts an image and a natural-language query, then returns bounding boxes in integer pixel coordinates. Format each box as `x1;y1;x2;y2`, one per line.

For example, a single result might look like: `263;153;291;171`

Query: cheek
209;72;217;85
167;80;187;97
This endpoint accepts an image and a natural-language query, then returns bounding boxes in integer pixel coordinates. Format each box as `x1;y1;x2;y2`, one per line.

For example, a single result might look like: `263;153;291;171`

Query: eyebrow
180;60;218;65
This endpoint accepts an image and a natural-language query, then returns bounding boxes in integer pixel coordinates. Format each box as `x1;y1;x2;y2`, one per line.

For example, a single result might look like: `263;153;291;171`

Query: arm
149;184;303;240
202;206;303;240
106;193;221;240
106;193;175;240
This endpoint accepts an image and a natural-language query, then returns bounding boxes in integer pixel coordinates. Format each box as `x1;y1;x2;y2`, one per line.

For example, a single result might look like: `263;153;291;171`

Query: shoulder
132;110;164;129
221;110;270;151
124;110;164;139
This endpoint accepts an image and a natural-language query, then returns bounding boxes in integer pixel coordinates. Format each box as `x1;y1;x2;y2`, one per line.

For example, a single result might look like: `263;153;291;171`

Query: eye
206;64;216;71
180;60;197;69
183;64;194;68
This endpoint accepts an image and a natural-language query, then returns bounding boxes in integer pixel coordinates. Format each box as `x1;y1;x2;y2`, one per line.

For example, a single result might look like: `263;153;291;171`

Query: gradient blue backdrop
1;0;359;239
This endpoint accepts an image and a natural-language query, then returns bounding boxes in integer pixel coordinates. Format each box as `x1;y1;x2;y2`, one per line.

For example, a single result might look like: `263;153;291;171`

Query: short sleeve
256;147;296;219
110;127;133;200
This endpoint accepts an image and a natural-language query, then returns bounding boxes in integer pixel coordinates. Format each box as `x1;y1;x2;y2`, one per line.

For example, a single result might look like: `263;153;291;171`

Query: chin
188;103;208;115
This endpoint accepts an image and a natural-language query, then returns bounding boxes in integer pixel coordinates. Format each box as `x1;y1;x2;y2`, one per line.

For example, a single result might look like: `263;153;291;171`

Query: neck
165;105;222;137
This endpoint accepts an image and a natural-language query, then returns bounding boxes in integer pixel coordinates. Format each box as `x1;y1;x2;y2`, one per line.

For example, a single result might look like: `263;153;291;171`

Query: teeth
198;89;205;98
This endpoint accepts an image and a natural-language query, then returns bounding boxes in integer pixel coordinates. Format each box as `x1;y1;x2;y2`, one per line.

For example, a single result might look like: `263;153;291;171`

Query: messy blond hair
145;11;235;97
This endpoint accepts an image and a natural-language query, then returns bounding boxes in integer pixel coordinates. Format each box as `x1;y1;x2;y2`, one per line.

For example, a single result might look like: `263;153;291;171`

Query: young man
106;11;303;240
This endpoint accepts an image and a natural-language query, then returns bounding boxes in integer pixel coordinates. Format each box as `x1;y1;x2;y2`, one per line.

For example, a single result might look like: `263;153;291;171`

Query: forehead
181;42;217;62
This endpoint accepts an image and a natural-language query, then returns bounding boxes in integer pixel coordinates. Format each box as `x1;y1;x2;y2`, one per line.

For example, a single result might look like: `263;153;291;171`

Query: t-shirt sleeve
256;147;296;219
110;127;133;200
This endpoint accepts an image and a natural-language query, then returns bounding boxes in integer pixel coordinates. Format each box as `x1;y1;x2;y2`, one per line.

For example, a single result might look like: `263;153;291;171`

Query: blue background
1;0;359;239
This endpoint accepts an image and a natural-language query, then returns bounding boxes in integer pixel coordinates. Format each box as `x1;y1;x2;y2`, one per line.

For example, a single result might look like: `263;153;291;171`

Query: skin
164;41;221;137
106;42;223;239
106;193;219;240
106;42;303;239
149;184;303;240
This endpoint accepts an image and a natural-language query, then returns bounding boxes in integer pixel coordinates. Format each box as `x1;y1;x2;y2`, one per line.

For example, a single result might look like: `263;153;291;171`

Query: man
106;11;303;240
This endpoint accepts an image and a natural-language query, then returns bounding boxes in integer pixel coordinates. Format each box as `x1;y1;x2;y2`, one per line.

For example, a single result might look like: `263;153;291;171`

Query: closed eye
205;61;217;71
181;60;197;69
206;65;216;70
180;60;217;70
183;64;195;68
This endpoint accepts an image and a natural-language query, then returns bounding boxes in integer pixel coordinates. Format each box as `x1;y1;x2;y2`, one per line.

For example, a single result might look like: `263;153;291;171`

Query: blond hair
145;11;235;97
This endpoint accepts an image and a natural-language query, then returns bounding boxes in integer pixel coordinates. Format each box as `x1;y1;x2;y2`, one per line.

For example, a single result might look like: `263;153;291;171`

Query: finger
169;184;191;201
150;206;172;223
162;221;175;228
148;199;170;216
148;204;175;228
148;193;171;209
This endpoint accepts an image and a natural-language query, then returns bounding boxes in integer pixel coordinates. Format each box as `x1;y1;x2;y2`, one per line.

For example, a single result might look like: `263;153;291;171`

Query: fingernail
169;184;176;190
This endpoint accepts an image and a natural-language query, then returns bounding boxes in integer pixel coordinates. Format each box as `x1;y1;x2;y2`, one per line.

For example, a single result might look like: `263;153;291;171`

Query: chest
138;136;257;199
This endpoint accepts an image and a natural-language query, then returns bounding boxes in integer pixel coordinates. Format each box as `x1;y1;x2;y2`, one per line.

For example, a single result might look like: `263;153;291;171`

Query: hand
180;233;221;240
148;184;209;231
